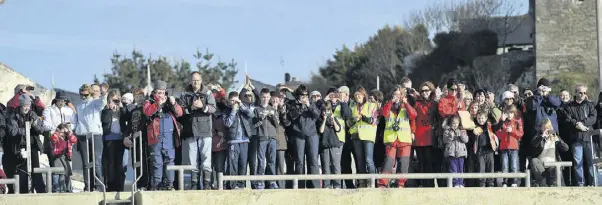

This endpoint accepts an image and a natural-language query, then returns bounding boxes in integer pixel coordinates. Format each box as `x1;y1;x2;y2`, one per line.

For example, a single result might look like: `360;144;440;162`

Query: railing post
166;165;197;190
14;175;20;194
33;167;64;193
447;176;453;188
555;165;562;187
218;172;224;190
369;176;376;188
293;178;298;189
525;170;531;187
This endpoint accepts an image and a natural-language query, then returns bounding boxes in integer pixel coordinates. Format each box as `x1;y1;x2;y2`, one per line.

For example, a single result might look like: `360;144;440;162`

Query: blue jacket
529;93;561;133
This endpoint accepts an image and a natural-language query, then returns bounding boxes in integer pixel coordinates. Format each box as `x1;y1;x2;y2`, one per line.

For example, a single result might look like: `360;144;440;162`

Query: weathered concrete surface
1;188;601;205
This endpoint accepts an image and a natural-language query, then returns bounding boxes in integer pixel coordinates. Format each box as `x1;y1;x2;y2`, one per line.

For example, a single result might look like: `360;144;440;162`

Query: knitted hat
537;78;550;88
122;93;133;102
502;91;514;100
154;80;167;90
19;95;32;107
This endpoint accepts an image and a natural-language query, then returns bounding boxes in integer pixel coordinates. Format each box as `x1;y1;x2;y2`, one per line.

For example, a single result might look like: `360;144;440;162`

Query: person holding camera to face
7;84;45;117
4;95;46;194
178;72;217;190
252;88;279;189
319;88;345;189
101;90;129;192
529;78;562;144
49;123;77;192
143;80;184;190
223;91;255;189
286;84;321;189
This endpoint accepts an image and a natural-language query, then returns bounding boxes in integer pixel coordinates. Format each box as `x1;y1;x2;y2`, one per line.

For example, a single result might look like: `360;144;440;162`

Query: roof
250;79;277;91
459;15;533;47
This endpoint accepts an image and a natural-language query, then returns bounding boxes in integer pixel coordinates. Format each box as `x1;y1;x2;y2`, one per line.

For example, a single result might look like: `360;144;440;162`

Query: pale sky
0;0;524;92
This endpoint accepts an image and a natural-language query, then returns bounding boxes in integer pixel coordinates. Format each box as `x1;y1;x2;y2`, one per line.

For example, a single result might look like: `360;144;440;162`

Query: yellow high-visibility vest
332;104;346;143
383;106;412;144
349;102;377;142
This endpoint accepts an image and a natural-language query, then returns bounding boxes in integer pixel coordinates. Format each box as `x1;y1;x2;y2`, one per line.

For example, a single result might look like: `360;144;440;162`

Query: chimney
285;73;291;83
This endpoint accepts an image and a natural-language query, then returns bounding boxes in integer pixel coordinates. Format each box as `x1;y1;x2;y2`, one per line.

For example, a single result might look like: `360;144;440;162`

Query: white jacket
42;105;75;132
72;97;107;136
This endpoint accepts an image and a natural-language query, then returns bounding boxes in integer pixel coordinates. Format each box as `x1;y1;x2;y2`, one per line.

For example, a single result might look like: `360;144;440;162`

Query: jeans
448;157;465;186
76;134;103;191
378;140;411;187
257;138;277;186
320;144;343;188
478;150;495;187
184;136;212;186
228;143;249;189
352;139;376;175
294;135;320;188
572;142;594;186
500;149;519;185
276;150;286;188
149;132;176;189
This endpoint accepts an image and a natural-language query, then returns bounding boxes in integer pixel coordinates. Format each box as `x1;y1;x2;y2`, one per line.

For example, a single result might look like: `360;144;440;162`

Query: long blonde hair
541;118;557;141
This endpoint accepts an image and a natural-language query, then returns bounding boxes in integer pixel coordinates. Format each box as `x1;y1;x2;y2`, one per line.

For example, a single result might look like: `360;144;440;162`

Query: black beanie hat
326;87;338;96
446;78;457;89
537;78;550;88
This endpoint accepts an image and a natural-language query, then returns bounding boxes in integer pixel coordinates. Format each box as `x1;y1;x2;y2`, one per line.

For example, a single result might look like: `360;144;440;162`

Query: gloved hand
361;115;373;124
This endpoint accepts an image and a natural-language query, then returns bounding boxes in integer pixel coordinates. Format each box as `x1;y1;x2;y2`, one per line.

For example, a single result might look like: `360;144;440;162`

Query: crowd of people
0;72;600;194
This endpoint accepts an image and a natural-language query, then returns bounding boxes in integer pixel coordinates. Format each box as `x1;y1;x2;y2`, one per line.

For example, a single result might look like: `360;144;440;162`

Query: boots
203;171;212;190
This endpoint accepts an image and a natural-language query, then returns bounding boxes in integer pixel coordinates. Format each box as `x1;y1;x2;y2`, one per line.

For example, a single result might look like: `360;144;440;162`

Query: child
469;110;499;187
319;102;343;189
530;119;569;187
223;91;255;189
50;123;77;192
495;105;524;187
443;115;469;187
253;88;279;189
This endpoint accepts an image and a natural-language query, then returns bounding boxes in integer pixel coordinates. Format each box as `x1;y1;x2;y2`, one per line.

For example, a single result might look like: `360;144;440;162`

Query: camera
26;85;35;91
392;121;401;131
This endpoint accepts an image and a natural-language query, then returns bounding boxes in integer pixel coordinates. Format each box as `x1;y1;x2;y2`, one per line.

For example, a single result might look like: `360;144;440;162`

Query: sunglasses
112;99;121;104
420;90;431;93
578;92;587;95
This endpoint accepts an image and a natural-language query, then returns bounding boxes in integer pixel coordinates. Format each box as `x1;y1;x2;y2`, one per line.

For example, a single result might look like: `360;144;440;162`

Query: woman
123;88;150;191
349;86;379;188
101;89;128;192
530;119;569;187
377;87;417;188
413;81;438;187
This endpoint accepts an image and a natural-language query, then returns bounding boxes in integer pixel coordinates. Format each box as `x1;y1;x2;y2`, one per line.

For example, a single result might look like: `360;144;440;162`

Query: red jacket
143;100;184;147
495;118;524;150
414;100;437;147
50;131;77;158
7;93;45;115
380;101;417;137
438;95;459;118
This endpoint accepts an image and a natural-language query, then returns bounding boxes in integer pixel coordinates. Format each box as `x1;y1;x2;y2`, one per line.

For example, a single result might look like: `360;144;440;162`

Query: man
72;84;107;191
337;85;355;189
178;72;216;190
5;95;46;193
42;91;75;192
557;89;574;185
143;80;183;190
253;88;279;189
223;91;255;189
558;84;597;186
7;84;45;116
529;78;562;134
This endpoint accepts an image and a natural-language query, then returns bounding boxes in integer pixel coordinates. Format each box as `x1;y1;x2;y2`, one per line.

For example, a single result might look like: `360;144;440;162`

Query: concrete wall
534;0;598;83
0;188;600;205
0;63;54;105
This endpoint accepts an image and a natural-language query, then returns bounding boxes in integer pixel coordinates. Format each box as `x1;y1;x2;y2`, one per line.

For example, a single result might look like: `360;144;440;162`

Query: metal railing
216;171;532;190
166;165;197;191
85;133;106;204
0;175;20;194
33;167;64;193
543;161;572;187
130;131;144;205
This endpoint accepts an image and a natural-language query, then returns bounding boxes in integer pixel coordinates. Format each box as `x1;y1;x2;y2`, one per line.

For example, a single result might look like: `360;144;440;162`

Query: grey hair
574;84;587;93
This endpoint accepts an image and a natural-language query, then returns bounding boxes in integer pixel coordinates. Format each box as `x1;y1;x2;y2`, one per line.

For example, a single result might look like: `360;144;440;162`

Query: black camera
188;92;206;102
392;121;401;131
26;85;35;91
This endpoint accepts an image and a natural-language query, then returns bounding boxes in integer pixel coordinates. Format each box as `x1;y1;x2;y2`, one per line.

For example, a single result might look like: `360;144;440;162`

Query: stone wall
534;0;598;85
0;63;54;105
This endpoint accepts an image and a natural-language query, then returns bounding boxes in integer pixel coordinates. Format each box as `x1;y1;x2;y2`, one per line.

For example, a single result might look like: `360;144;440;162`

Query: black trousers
340;140;356;189
3;147;46;194
415;146;435;187
102;140;125;192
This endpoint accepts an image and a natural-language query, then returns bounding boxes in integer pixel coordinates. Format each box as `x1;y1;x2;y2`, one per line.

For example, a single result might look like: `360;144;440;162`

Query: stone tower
534;0;598;88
